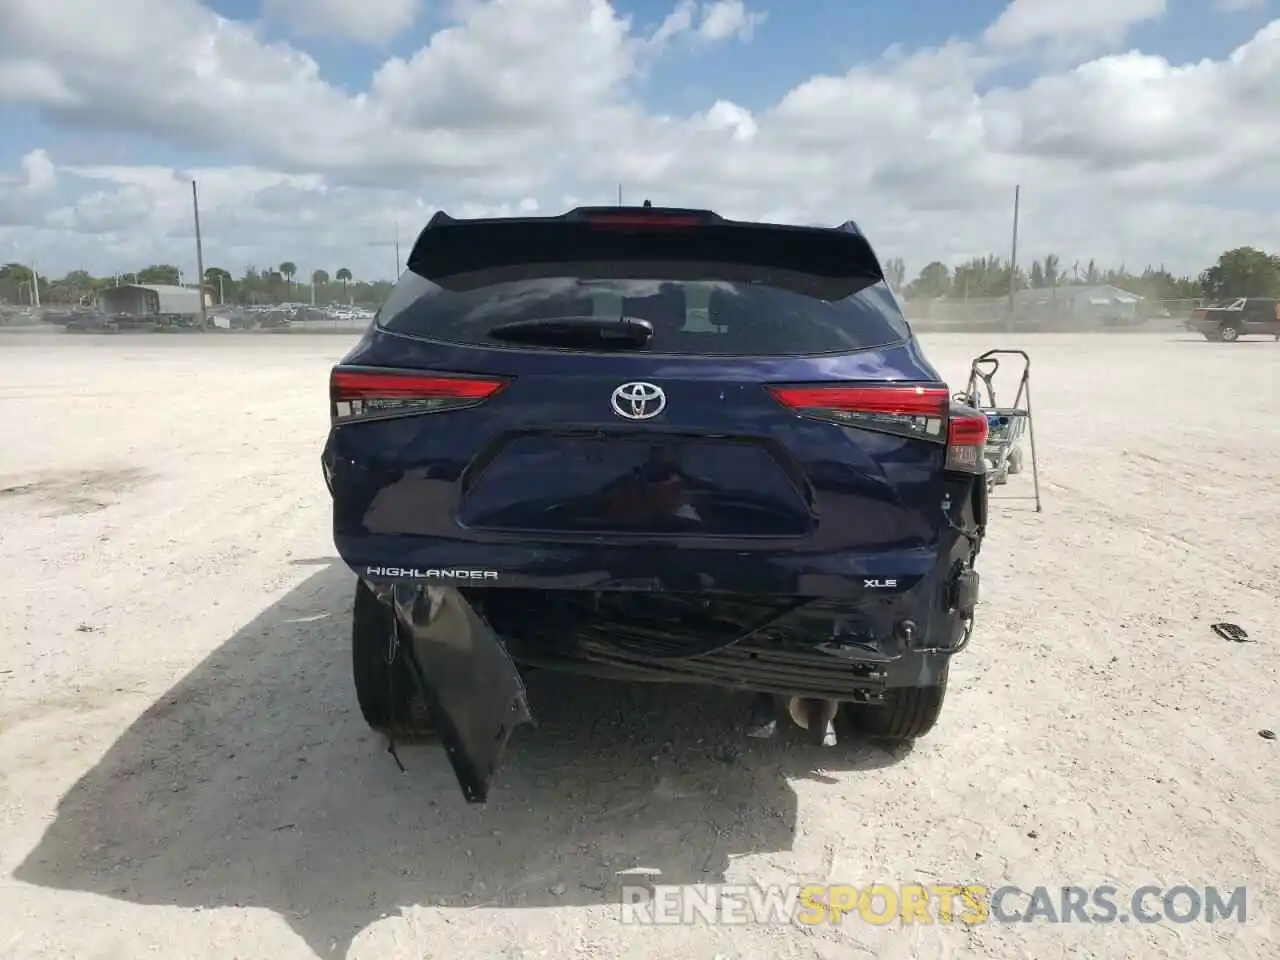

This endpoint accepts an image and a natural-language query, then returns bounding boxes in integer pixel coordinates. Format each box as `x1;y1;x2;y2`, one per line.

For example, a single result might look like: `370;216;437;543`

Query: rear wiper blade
487;316;654;348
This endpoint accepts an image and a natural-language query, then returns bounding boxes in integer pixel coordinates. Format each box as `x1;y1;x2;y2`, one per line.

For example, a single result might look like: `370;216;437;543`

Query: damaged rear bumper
372;576;976;804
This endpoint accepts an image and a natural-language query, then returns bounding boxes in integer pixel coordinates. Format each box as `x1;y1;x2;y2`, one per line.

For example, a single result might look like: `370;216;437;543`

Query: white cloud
1;0;1279;281
697;1;766;43
648;0;696;49
701;100;757;141
1215;0;1265;10
369;0;635;133
259;0;421;45
0;149;57;227
643;0;767;56
984;0;1167;54
19;150;57;192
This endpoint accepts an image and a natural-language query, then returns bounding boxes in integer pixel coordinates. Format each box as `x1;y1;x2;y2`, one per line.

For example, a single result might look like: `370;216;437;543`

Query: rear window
377;267;910;356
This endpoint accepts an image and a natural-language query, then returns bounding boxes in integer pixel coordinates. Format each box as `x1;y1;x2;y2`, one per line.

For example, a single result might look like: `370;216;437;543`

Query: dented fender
388;582;533;803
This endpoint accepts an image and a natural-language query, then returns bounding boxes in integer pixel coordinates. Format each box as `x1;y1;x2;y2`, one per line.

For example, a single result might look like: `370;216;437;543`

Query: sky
0;0;1278;283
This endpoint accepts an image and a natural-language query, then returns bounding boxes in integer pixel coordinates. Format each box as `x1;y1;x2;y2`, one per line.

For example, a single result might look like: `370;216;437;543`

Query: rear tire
1007;447;1023;475
843;665;949;740
351;579;414;731
1218;322;1240;342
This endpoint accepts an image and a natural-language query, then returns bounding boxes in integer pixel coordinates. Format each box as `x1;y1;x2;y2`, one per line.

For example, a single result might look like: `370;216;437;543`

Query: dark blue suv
322;206;989;802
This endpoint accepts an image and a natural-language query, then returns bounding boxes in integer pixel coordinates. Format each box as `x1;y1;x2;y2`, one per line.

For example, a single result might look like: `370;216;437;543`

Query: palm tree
336;267;353;305
279;261;297;290
204;267;232;304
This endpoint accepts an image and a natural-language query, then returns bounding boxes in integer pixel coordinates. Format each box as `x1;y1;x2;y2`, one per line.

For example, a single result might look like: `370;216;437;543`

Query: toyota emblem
610;381;666;420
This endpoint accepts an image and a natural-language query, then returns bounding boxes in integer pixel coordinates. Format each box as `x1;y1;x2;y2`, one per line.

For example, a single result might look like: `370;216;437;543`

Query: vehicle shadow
14;563;908;959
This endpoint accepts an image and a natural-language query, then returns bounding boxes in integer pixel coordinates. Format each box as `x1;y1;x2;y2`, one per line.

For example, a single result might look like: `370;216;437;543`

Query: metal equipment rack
958;349;1041;512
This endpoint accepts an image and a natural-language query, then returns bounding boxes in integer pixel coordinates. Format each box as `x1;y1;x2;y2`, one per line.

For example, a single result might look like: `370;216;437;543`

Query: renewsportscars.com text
619;883;1247;926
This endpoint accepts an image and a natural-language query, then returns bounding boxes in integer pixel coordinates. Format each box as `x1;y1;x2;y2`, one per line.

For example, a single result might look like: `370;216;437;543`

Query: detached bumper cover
390;583;533;803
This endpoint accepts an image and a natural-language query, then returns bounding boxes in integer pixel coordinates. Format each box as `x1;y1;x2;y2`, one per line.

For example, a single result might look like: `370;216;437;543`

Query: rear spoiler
406;206;886;287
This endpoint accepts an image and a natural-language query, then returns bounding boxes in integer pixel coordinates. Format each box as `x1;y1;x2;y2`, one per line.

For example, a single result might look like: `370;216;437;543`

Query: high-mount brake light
584;213;703;230
330;367;508;424
767;384;949;442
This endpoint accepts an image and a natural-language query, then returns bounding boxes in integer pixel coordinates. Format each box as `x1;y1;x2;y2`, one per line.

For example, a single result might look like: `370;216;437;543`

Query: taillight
330;366;508;424
944;409;989;474
767;383;990;474
767;384;949;441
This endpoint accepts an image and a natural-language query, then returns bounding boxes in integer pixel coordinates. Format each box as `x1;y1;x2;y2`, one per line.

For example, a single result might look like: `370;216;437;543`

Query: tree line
2;246;1279;308
885;247;1280;303
0;262;394;308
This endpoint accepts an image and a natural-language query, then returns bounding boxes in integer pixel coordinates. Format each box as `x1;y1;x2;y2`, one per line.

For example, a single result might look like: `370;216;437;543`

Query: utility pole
364;236;399;281
1007;184;1020;332
30;262;40;307
618;183;623;206
394;220;401;278
191;180;208;331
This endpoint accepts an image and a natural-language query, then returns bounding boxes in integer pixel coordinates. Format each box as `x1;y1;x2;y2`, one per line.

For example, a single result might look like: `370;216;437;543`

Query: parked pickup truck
1185;297;1280;342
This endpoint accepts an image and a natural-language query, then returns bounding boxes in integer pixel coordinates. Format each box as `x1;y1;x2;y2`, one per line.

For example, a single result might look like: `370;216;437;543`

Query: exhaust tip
786;697;839;746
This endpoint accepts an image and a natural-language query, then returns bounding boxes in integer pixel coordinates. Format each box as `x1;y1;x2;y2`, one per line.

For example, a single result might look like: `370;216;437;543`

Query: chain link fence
0;282;1218;336
0;304;56;328
0;302;376;333
902;293;1208;333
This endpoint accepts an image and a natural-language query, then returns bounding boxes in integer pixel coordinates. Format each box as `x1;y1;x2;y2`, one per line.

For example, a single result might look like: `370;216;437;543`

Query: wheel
1007;447;1023;475
1218;322;1240;342
842;664;949;740
351;579;416;731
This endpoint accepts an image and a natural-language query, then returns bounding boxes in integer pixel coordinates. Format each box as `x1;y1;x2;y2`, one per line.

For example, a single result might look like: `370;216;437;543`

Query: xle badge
864;579;898;589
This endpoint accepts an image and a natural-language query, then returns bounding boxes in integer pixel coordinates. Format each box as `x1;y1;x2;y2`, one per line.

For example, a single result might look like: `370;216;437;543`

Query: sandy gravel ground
0;331;1277;960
